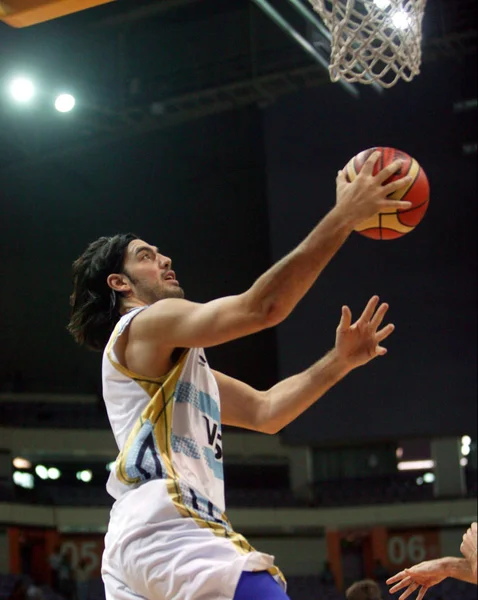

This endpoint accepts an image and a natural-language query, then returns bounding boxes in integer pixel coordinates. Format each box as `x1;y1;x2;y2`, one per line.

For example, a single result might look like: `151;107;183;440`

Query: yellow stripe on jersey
108;318;285;585
166;479;285;584
114;353;188;485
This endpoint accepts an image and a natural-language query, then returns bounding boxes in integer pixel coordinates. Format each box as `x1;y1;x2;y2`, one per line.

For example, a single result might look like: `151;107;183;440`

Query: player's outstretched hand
460;522;478;578
335;295;394;370
336;150;413;228
386;560;448;600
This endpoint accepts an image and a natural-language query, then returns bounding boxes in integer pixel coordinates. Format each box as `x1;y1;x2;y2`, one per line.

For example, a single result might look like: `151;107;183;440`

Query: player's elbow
252;298;289;330
241;294;284;331
253;392;282;435
258;421;282;435
262;302;288;328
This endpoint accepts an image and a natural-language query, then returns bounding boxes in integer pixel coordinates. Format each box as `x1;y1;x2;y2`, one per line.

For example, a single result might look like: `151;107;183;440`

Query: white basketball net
307;0;427;88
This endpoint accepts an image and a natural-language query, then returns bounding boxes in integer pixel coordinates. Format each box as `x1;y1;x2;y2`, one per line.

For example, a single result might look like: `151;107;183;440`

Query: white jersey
101;307;285;600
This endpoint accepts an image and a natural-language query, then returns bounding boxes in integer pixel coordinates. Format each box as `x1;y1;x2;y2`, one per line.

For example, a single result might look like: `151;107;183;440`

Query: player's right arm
388;556;477;600
130;152;413;351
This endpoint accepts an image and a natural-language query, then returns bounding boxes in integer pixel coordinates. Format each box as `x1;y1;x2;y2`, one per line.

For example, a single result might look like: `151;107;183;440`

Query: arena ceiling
0;0;476;171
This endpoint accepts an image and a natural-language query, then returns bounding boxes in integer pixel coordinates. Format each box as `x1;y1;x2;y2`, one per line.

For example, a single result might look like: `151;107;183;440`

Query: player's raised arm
127;153;412;352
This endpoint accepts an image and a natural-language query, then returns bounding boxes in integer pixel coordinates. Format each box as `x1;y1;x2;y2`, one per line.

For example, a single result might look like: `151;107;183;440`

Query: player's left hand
335;295;394;370
386;560;448;600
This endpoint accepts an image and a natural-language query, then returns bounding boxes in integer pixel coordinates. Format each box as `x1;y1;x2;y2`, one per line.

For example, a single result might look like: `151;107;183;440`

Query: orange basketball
344;147;430;240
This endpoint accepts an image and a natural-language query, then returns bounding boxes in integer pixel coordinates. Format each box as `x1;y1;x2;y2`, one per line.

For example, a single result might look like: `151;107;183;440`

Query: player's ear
107;273;131;293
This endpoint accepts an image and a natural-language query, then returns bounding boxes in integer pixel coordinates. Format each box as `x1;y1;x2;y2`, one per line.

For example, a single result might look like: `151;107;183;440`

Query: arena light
461;445;471;457
461;435;471;447
13;471;34;489
13;457;32;469
374;0;391;9
395;447;403;459
106;461;116;472
9;77;35;102
35;465;49;480
397;460;435;471
76;470;93;483
461;458;468;467
55;93;76;113
47;467;61;480
391;10;410;30
423;472;435;484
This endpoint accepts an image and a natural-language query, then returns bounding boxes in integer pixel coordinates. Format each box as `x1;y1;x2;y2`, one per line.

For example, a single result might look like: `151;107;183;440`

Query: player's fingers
387;572;408;585
389;576;412;593
382;175;413;195
417;586;429;600
376;323;395;343
337;305;352;331
336;169;346;183
375;158;403;183
378;199;413;212
358;295;380;324
371;302;389;329
376;345;388;356
361;150;381;176
399;583;420;600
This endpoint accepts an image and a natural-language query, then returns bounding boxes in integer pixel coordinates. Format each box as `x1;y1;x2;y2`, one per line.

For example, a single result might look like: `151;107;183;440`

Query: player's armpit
128;294;274;352
212;370;272;434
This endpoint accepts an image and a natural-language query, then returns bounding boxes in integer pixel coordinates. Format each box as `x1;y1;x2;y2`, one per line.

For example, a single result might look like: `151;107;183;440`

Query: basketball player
387;522;477;600
68;152;412;600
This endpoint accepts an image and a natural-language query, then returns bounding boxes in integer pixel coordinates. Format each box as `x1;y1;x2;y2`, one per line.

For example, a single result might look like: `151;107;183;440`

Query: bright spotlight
106;461;116;472
13;472;34;489
47;467;61;480
392;11;410;30
423;472;435;484
397;460;435;471
460;457;468;467
35;465;48;480
9;78;35;102
13;457;32;470
461;445;471;456
374;0;391;9
461;435;472;446
76;470;92;483
55;94;75;113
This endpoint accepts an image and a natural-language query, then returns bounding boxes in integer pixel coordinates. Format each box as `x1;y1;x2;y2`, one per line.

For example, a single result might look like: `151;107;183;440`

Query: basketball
344;147;430;240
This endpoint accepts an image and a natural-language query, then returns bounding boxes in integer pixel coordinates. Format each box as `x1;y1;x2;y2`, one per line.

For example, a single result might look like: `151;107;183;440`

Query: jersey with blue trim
101;307;285;590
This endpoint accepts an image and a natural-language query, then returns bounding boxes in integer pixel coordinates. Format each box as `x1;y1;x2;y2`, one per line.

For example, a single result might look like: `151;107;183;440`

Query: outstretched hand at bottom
335;295;395;370
386;560;448;600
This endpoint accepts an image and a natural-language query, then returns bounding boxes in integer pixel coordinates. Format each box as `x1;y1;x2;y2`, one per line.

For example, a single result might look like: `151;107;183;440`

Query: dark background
0;0;476;444
265;54;477;444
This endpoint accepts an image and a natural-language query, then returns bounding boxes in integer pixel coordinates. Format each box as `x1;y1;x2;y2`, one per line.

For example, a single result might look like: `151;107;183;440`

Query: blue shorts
234;572;290;600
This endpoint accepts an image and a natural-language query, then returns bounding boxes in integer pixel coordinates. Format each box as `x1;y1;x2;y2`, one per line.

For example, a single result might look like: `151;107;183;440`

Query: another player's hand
335;150;413;228
461;522;478;578
387;559;449;600
335;295;394;370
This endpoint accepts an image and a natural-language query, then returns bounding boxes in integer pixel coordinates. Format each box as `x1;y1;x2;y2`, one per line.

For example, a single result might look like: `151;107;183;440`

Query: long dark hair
68;233;137;351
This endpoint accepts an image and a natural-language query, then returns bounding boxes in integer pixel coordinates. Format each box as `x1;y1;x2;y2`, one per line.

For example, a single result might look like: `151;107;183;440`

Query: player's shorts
102;480;285;600
233;572;291;600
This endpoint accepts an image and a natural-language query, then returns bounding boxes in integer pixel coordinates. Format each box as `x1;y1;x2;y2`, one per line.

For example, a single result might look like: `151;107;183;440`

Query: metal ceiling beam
250;0;359;98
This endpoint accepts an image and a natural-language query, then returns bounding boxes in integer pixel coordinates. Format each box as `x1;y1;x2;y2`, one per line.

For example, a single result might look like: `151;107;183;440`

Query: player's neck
120;296;149;315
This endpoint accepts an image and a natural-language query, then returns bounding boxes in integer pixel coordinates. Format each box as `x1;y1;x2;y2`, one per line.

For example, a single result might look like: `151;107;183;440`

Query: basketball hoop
307;0;427;88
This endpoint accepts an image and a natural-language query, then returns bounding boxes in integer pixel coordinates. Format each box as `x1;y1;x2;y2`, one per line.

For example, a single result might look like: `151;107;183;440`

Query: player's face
122;239;185;304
